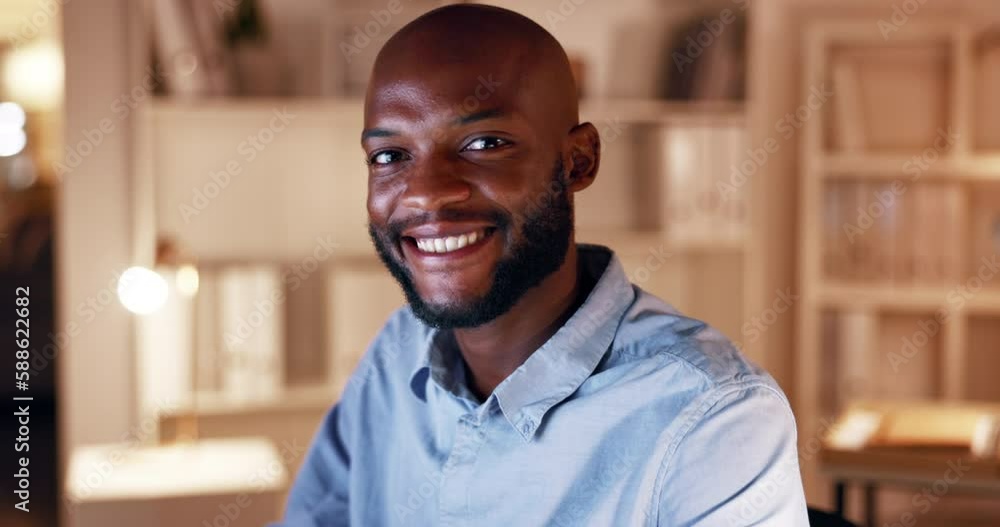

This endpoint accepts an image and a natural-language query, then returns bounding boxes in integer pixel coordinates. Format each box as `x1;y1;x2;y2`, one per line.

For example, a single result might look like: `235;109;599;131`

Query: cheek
503;182;560;228
367;180;400;221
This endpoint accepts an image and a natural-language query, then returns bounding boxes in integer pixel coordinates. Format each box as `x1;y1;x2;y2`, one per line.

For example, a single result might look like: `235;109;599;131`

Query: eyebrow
360;127;398;142
452;108;506;126
360;108;508;142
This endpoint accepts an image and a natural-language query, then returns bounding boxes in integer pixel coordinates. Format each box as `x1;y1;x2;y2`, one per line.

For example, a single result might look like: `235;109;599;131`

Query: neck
452;242;590;401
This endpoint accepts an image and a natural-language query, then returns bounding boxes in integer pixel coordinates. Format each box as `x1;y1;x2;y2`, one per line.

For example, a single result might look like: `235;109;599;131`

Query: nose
399;156;472;211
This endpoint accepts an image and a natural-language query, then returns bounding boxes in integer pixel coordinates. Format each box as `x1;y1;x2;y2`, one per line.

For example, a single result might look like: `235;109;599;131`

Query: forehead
364;52;529;127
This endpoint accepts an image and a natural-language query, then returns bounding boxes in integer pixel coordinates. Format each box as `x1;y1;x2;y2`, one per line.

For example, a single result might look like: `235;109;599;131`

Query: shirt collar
408;243;637;442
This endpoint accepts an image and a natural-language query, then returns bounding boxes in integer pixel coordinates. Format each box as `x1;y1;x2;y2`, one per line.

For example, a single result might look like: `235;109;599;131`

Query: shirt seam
646;381;791;527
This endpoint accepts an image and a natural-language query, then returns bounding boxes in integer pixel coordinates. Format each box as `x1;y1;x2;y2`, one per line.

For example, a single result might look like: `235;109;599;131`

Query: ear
562;122;601;193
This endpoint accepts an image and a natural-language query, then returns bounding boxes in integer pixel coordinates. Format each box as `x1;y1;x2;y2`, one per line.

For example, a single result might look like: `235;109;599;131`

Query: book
911;183;936;283
217;266;284;401
892;181;913;285
873;182;898;281
823;182;843;279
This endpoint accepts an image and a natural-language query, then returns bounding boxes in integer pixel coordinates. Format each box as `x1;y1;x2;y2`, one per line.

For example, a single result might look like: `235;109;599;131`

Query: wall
59;1;136;526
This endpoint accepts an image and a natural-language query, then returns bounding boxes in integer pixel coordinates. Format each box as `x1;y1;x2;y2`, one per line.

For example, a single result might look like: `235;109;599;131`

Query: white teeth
413;229;487;254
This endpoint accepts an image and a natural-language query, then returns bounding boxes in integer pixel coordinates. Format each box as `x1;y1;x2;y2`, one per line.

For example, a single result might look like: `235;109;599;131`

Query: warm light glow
0;102;26;128
3;40;64;111
118;266;169;315
0;101;26;157
0;128;26;157
176;264;200;297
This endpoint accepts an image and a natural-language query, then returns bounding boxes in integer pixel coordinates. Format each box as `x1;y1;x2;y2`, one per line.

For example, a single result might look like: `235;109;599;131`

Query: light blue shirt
275;244;809;526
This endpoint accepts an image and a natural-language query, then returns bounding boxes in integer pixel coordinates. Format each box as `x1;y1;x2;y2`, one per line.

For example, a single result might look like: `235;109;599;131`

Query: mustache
385;208;511;239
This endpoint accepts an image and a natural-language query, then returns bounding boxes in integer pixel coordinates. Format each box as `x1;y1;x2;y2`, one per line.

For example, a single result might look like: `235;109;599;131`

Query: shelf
147;95;744;125
818;283;1000;313
174;384;338;417
821;154;1000;181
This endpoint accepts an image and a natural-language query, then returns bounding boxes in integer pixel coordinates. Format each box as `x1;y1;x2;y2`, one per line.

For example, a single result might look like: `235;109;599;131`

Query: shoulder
612;285;781;390
601;285;792;435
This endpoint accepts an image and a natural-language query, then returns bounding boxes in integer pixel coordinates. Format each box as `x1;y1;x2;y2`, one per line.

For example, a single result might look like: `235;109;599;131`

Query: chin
413;280;488;312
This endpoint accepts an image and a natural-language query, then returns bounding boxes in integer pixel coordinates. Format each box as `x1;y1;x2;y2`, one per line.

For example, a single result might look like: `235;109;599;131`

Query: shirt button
521;421;533;435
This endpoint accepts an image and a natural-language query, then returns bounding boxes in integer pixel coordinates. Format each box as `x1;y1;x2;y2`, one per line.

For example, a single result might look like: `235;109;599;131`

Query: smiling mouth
402;227;497;256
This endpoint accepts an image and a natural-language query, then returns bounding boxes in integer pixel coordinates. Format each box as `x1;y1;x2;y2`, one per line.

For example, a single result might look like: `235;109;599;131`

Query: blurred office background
2;0;1000;526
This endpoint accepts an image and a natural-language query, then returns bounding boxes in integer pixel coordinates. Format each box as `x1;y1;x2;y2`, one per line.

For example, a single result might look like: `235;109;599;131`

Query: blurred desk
65;437;287;526
821;401;1000;527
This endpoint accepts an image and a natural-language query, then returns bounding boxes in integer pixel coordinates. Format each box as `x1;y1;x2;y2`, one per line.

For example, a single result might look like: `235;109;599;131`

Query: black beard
367;160;573;329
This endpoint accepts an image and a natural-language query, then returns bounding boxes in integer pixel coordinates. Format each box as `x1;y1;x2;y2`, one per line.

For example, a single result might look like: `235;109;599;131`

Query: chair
808;507;858;527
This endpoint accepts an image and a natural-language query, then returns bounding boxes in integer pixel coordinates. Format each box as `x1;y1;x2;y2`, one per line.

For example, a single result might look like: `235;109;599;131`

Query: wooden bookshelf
798;18;1000;518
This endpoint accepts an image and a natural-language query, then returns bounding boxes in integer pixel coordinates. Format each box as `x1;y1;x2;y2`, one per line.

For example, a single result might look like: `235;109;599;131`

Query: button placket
438;414;488;526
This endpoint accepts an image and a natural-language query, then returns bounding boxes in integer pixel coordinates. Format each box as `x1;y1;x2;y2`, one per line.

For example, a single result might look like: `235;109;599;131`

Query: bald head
367;4;580;133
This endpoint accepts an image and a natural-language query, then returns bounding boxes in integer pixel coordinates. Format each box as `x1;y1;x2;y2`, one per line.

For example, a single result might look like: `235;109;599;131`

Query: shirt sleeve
654;384;810;527
270;400;352;527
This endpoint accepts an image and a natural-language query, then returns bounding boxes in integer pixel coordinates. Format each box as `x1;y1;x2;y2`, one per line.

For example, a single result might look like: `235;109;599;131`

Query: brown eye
369;150;408;166
463;137;508;151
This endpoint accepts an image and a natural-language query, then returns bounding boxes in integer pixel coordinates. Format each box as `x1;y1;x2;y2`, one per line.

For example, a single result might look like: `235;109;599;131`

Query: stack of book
660;124;747;245
822;181;965;284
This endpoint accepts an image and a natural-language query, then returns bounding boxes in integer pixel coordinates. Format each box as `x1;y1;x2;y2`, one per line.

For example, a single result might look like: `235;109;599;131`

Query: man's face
363;64;574;329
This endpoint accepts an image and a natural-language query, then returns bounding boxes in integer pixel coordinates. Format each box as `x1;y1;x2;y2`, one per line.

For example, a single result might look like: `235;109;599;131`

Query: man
277;4;808;526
